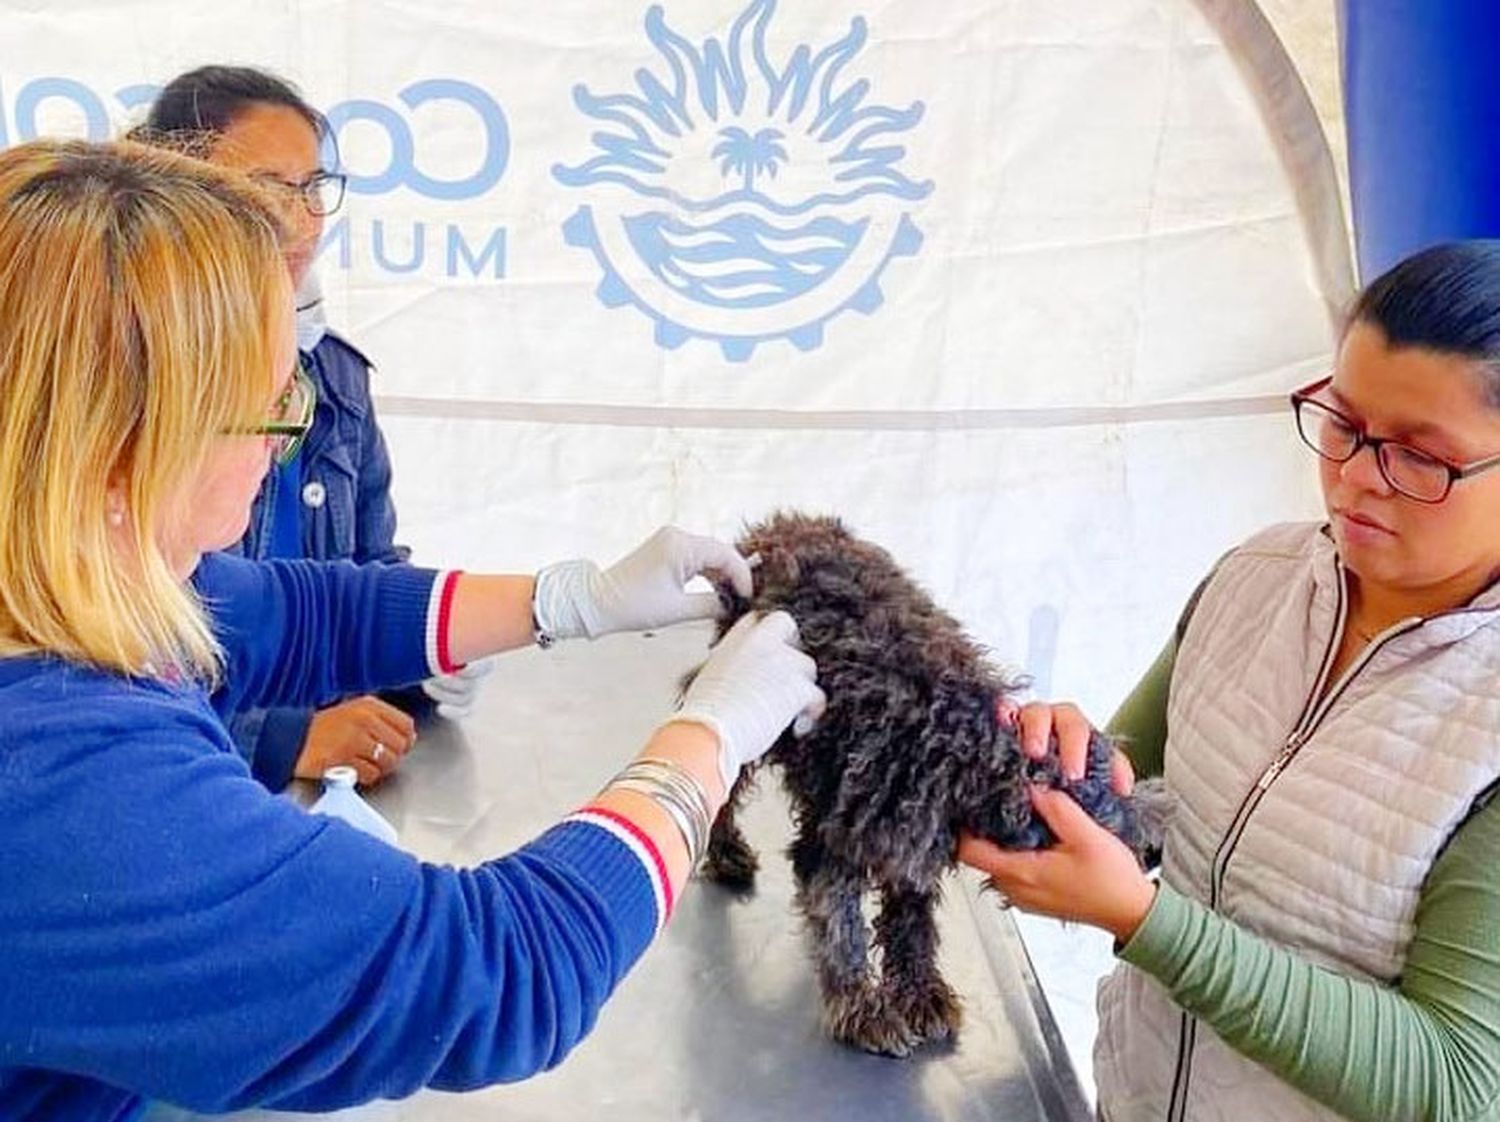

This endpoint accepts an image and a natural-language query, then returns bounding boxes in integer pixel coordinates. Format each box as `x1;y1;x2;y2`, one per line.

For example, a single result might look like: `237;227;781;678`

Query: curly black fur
696;512;1154;1057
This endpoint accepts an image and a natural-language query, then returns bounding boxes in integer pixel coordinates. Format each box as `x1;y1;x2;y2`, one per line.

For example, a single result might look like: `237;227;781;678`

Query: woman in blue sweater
0;139;824;1121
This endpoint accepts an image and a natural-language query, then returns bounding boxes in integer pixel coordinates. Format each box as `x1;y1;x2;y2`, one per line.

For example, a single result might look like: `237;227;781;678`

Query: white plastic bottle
309;766;399;846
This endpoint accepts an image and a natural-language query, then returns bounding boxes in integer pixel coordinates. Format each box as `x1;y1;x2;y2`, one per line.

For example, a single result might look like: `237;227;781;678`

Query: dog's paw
701;835;760;891
823;988;922;1058
884;977;963;1048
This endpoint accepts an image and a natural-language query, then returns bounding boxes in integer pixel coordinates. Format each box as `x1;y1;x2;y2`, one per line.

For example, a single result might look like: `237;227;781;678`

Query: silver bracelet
604;759;714;868
609;777;705;867
632;757;713;830
627;759;712;862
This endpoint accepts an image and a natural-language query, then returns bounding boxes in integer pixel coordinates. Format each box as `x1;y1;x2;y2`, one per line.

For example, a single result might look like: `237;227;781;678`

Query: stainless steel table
145;625;1090;1121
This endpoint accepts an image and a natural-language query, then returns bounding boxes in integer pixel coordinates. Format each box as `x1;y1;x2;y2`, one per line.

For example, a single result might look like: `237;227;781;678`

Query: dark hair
145;65;331;150
1351;240;1500;408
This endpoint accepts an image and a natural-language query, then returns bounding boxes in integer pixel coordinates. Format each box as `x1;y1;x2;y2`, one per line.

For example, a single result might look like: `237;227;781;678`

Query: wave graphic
624;212;867;309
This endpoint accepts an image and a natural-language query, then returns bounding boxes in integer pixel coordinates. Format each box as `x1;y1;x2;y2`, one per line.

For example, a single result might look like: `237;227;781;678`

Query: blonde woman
0;139;823;1121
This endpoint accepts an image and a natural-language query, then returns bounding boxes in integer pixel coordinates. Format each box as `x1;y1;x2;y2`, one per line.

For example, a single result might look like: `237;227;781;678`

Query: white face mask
295;268;328;353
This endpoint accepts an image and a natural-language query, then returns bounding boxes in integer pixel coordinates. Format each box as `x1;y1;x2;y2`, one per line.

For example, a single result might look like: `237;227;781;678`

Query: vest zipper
1213;612;1425;910
1165;1009;1197;1122
1167;561;1426;1122
1163;563;1344;1122
1164;724;1313;1121
1207;563;1346;909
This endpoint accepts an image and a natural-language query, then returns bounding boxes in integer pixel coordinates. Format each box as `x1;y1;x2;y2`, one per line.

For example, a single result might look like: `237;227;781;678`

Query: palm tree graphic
713;126;789;193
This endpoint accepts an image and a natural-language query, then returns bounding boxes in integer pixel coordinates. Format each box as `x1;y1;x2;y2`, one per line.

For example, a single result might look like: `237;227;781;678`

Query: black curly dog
697;512;1158;1057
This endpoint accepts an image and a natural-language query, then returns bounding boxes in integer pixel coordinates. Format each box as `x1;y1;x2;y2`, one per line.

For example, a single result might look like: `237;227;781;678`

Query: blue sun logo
553;0;934;361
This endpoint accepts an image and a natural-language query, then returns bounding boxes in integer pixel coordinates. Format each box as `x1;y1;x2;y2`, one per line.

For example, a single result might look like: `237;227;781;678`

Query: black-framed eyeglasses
230;364;317;467
252;170;347;217
1290;376;1500;503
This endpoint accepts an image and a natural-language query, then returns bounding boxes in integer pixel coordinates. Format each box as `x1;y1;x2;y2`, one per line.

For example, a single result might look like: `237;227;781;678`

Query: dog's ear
710;571;746;612
767;543;800;587
705;569;753;640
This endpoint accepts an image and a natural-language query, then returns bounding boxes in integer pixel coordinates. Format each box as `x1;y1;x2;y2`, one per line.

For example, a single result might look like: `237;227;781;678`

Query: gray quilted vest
1094;523;1500;1121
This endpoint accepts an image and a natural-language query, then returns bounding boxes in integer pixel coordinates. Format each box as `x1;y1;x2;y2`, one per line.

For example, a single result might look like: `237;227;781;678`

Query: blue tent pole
1340;2;1500;282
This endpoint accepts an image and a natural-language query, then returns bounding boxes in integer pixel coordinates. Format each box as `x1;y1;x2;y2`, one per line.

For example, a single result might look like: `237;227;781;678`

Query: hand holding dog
669;611;826;793
533;526;755;640
958;785;1158;941
1008;698;1135;794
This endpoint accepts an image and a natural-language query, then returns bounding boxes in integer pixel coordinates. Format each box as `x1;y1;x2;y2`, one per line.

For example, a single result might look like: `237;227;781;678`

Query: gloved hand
533;526;754;642
421;656;497;720
667;611;826;791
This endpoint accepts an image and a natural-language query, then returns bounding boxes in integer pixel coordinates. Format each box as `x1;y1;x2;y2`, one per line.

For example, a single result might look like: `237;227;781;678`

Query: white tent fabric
1;0;1348;717
4;0;1350;1103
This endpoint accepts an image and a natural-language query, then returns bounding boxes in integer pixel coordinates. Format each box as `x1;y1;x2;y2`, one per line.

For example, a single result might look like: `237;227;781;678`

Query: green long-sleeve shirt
1106;634;1500;1121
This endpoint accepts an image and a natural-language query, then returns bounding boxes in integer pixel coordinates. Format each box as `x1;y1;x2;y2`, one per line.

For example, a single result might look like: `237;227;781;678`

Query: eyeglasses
251;170;348;217
1290;376;1500;503
230;364;317;466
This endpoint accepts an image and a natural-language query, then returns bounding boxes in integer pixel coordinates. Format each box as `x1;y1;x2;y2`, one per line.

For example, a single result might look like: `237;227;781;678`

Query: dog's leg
874;883;963;1048
792;838;918;1057
701;770;759;890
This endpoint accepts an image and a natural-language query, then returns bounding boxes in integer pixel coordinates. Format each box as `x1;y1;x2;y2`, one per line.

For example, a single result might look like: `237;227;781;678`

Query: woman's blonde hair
0;139;288;680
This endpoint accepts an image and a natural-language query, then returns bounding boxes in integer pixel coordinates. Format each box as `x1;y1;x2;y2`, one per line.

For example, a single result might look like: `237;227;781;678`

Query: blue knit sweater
0;554;659;1120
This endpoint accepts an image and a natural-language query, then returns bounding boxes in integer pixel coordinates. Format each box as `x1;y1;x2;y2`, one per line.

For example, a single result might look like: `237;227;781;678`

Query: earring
107;507;125;528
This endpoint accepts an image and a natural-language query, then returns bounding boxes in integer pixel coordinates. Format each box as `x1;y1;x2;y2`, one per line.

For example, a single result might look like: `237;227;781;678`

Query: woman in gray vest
963;241;1500;1121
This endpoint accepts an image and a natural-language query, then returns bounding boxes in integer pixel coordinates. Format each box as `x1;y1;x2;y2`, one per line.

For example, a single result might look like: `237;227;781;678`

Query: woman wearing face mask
0;138;823;1122
141;65;473;792
962;242;1500;1121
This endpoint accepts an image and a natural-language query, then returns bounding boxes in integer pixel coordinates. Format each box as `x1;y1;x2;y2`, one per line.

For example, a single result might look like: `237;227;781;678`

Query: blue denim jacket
224;329;411;790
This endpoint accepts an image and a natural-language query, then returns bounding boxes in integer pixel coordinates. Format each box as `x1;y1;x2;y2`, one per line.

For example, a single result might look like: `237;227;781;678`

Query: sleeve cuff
528;815;666;968
252;708;316;792
1117;881;1198;977
424;570;463;675
559;809;672;937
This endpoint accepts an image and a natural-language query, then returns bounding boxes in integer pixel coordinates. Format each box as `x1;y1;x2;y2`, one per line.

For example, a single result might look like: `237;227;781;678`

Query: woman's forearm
1120;866;1500;1122
590;722;727;893
445;573;539;665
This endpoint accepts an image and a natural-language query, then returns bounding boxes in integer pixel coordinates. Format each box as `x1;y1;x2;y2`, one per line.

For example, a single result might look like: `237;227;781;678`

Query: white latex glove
420;656;497;720
667;611;826;791
533;526;754;642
